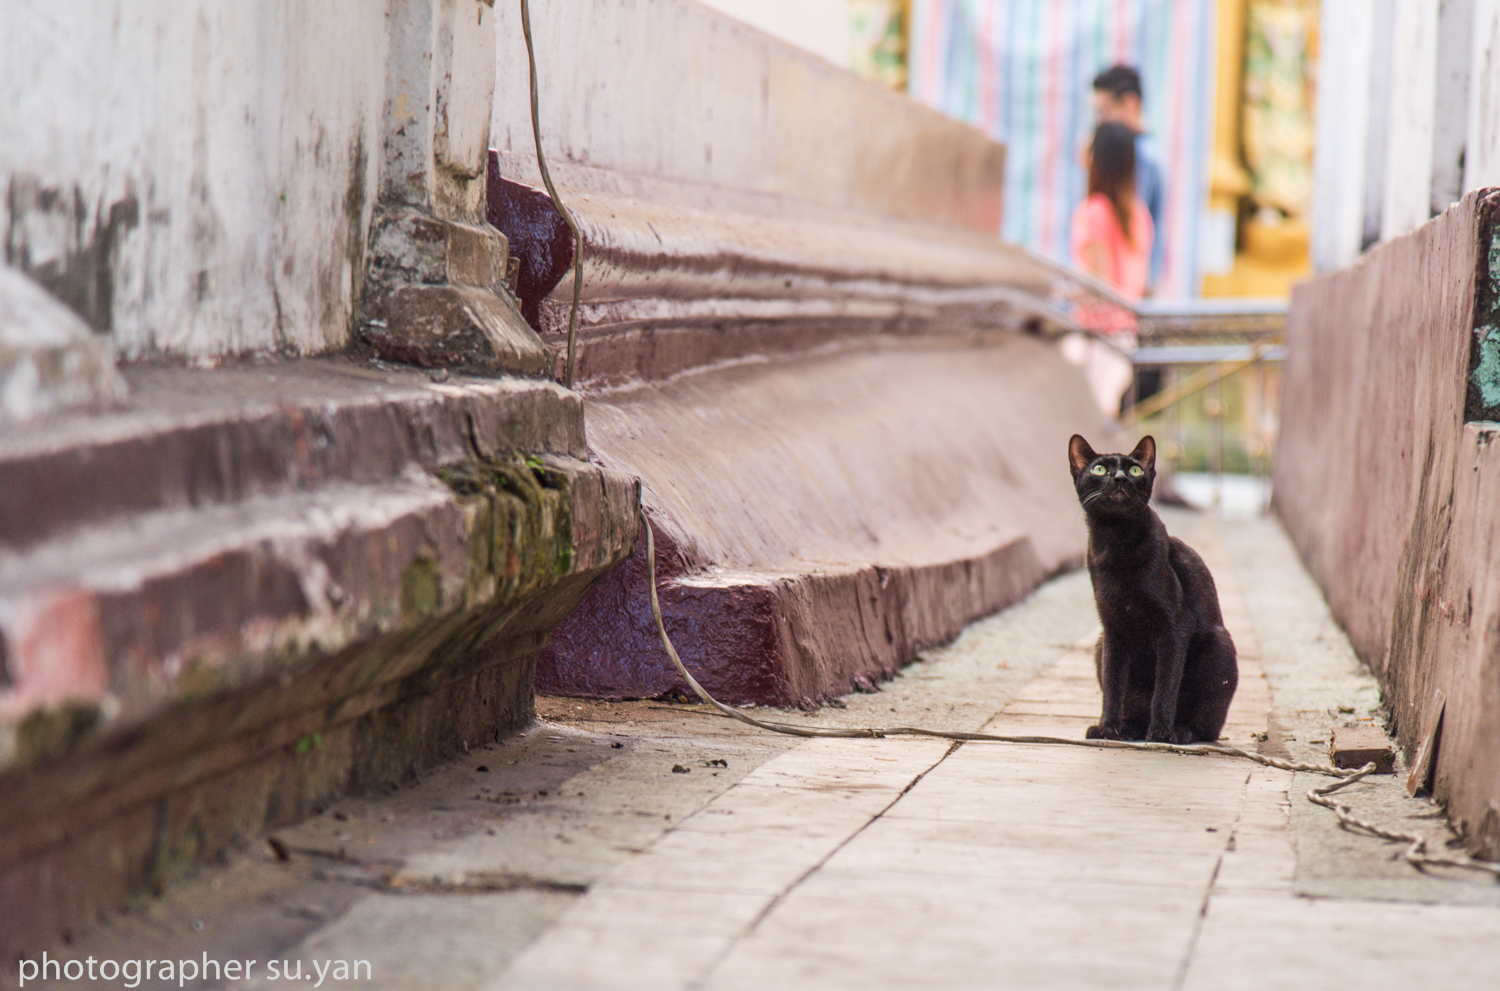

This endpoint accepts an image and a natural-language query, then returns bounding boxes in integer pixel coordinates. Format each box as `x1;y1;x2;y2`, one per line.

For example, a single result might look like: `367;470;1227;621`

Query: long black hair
1088;121;1138;245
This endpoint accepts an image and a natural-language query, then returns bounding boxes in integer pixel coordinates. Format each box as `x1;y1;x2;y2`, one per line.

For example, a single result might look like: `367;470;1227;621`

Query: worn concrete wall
491;0;1003;234
1;2;387;358
1275;188;1500;859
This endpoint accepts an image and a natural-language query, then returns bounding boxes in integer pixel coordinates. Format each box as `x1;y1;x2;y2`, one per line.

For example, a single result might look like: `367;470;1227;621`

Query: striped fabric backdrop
909;0;1215;299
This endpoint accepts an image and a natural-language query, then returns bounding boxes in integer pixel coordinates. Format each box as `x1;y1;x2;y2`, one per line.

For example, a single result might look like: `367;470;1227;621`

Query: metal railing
1022;253;1289;509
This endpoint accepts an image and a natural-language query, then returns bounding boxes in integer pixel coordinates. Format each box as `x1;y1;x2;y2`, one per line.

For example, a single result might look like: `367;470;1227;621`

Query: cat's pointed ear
1068;434;1097;478
1130;435;1157;473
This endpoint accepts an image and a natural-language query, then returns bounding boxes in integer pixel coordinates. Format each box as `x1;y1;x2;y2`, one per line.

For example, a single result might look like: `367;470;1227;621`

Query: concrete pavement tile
885;779;1244;830
935;741;1102;766
1000;679;1099;697
927;744;1254;789
598;852;806;897
876;814;1233;856
488;925;729;991
821;815;1222;888
911;751;1252;801
560;886;768;937
1009;672;1100;690
1213;833;1296;893
703;866;1200;990
396;811;663;890
597;830;837;896
1244;766;1290;790
995;698;1104;717
733;751;945;795
770;869;1205;931
1181;891;1500;991
980;713;1097;736
702;937;1180;991
1232;801;1293;832
1232;641;1263;661
675;785;886;835
234;891;572;991
1224;686;1269;706
761;736;949;764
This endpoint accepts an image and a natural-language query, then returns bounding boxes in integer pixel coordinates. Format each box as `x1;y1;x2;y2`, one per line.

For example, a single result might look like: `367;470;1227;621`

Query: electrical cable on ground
643;510;1500;879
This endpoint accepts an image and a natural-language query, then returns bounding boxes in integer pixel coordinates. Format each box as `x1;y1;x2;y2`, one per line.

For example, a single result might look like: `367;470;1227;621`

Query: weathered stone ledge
490;158;1067;390
0;356;638;966
0;358;586;551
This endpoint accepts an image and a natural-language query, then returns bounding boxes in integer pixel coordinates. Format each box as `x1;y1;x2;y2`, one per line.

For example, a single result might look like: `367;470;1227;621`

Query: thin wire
643;508;1500;878
1309;768;1500;877
644;511;1352;774
519;0;583;389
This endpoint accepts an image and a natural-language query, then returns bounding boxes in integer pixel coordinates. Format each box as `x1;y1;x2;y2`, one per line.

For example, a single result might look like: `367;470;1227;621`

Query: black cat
1068;434;1238;744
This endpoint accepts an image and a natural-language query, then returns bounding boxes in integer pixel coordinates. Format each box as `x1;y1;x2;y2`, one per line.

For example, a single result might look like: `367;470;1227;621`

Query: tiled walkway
492;521;1500;991
39;512;1500;991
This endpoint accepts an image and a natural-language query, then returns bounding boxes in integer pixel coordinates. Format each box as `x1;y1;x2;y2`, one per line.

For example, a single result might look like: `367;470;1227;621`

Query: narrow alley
30;507;1500;991
8;3;1500;989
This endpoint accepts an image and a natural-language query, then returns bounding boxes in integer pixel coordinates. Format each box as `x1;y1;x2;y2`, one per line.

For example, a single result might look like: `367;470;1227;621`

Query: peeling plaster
0;4;389;360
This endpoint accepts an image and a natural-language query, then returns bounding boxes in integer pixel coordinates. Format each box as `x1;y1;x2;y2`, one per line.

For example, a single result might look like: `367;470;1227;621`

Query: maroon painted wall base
541;525;1046;709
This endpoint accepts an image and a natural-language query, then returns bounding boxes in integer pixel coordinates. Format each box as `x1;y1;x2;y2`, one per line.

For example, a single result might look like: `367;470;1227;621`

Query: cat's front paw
1146;725;1196;745
1086;724;1123;740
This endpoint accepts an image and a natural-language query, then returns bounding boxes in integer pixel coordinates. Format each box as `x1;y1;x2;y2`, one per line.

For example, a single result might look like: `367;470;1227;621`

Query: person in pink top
1064;121;1154;418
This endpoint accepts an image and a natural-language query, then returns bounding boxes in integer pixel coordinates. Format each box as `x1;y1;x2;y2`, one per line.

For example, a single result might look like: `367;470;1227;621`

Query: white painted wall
693;0;855;69
1311;0;1374;270
1362;0;1397;249
1382;0;1440;240
1431;0;1475;214
1312;0;1500;264
0;2;389;360
1465;0;1500;188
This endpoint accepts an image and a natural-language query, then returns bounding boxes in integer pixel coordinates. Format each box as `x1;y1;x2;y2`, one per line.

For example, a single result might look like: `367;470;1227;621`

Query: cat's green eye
1090;464;1108;475
1128;465;1144;477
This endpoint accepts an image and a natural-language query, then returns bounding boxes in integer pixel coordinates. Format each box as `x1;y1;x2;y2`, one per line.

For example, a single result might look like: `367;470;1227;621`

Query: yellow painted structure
1201;0;1315;299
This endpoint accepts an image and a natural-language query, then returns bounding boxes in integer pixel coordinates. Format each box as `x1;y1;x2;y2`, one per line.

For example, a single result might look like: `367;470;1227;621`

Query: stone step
0;356;640;965
0;357;585;552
